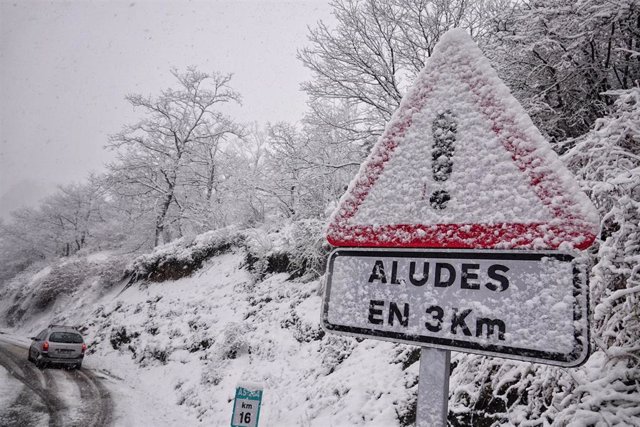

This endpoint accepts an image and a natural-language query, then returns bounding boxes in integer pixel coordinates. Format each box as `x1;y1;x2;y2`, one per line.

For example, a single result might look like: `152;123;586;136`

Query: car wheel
35;357;45;369
75;363;82;370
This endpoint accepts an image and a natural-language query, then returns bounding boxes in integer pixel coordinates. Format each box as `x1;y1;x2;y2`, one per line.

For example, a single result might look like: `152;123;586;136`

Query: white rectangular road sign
322;248;589;367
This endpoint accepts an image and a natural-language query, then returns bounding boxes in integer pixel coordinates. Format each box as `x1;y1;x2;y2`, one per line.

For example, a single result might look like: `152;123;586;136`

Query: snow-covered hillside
0;226;420;425
1;208;639;425
2;2;639;426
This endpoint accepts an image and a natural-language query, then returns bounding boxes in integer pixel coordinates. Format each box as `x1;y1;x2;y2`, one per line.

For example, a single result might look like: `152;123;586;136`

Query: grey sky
0;0;332;214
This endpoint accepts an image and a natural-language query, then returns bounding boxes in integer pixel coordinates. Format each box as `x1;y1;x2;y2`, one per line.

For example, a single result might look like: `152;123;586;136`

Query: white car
28;325;86;369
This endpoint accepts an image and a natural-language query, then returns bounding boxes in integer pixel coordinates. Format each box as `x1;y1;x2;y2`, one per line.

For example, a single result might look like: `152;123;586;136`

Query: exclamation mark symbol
430;110;457;210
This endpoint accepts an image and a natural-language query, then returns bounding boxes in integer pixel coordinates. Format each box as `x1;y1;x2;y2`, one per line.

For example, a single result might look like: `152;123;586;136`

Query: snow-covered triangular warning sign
326;29;599;250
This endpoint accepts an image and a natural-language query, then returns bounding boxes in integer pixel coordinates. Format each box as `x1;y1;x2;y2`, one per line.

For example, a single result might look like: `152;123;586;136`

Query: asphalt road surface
0;336;113;427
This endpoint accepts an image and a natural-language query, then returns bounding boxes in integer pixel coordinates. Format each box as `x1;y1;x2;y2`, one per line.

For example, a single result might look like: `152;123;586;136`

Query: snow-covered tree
256;119;361;221
0;178;110;281
107;68;242;246
0;179;104;258
299;0;509;148
261;123;312;218
489;0;640;142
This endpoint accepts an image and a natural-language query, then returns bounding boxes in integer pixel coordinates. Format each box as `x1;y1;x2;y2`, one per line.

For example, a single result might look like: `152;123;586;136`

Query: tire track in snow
0;338;113;426
0;341;64;426
65;367;113;426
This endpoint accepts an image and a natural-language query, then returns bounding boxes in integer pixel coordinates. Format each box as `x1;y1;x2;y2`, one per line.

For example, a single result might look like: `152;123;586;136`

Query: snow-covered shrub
93;255;128;289
396;395;418;427
243;219;329;280
319;335;357;375
555;88;640;425
449;89;640;425
244;250;292;278
200;360;224;387
126;227;244;283
285;218;329;278
392;346;421;371
109;326;139;350
146;346;169;364
280;309;325;343
394;352;420;426
32;259;89;310
1;263;46;326
243;226;291;278
218;322;251;360
176;382;204;413
188;335;213;353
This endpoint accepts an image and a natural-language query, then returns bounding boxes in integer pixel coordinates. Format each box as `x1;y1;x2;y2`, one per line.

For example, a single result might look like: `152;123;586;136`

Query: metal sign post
417;348;450;427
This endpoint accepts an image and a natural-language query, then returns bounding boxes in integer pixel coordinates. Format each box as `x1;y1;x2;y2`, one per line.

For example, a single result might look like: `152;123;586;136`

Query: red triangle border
327;42;597;250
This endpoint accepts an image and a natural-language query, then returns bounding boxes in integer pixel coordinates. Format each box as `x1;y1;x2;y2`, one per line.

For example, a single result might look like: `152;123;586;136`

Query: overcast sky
0;0;332;216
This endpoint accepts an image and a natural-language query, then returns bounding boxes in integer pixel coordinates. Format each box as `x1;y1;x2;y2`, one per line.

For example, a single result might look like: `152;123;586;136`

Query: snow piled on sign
353;63;551;225
327;28;599;250
324;251;586;364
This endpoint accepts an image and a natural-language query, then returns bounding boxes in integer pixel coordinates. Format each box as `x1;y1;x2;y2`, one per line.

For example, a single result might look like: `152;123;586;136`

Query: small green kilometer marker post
230;384;263;427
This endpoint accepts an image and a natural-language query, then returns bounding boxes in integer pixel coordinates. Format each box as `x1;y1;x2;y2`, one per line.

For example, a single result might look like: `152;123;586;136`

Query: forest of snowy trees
0;0;638;424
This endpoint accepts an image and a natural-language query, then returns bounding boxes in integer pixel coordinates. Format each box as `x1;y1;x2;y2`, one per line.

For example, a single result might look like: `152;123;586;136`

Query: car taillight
81;343;87;354
42;341;49;351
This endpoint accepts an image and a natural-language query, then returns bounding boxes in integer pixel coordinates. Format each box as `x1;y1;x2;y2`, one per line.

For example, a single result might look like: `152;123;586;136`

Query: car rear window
49;332;83;343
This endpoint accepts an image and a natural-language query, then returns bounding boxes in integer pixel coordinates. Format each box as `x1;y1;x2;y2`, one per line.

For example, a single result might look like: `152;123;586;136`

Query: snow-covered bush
92;255;129;289
217;322;251;360
285;218;329;278
318;335;357;376
448;89;640;425
280;309;325;343
31;259;89;310
0;263;47;326
243;219;329;280
126;227;244;283
556;88;640;424
0;253;128;329
109;326;139;351
122;220;329;288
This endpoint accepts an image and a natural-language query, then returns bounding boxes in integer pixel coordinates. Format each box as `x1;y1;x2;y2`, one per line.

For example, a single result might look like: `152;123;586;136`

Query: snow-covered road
0;334;113;427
